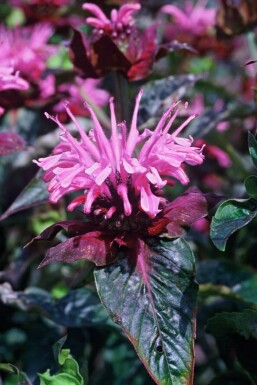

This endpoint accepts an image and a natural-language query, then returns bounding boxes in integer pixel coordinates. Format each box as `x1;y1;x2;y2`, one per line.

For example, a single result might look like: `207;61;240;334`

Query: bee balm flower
82;2;141;41
35;91;204;224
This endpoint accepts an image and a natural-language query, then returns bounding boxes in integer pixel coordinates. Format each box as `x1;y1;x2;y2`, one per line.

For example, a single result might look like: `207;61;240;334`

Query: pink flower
0;24;55;82
35;90;204;220
70;3;158;81
83;2;141;41
161;0;216;38
0;66;29;116
54;77;109;117
0;66;29;92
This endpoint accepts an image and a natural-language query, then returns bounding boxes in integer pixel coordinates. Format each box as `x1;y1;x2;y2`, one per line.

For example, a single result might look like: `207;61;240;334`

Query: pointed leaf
0;170;49;220
7;286;111;328
69;29;97;78
94;237;198;385
248;132;257;169
210;198;257;251
38;232;117;267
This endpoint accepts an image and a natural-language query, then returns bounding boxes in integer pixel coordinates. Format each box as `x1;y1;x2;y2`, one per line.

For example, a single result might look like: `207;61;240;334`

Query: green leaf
245;175;257;196
138;73;204;125
0;285;111;328
0;363;32;385
248;132;257;169
210;198;257;251
208;371;255;385
39;349;84;385
94;237;198;385
233;275;257;306
206;309;257;381
185;101;255;138
0;170;49;220
196;259;254;287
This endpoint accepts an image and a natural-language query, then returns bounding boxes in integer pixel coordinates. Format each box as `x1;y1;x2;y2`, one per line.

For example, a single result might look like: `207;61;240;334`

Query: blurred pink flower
35;90;204;219
161;0;216;38
71;2;158;81
0;66;29;116
0;24;55;82
0;66;29;92
54;77;109;117
83;2;141;41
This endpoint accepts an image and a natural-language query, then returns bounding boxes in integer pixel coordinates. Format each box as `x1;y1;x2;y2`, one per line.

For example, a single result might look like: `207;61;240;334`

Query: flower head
35;91;204;228
161;0;216;38
70;3;158;81
83;2;141;41
0;24;55;82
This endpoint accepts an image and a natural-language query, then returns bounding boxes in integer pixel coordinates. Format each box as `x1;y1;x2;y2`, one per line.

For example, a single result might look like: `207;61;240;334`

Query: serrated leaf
245;175;257;196
138;73;205;125
248;131;257;169
94;237;198;385
0;170;49;220
210;198;257;251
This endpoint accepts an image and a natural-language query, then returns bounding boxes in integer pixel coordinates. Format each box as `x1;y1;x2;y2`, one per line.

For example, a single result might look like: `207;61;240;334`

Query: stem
246;32;257;136
114;71;130;123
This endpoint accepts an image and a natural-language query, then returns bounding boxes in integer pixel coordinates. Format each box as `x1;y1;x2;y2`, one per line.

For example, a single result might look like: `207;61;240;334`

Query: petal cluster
35;91;204;219
83;2;141;38
161;1;216;37
0;24;55;82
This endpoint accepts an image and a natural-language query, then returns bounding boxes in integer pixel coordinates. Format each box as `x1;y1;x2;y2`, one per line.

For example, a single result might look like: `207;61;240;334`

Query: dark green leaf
0;170;49;220
138;74;205;125
210;198;257;251
94;238;198;385
248;132;257;169
206;309;257;380
233;275;257;306
0;363;32;385
245;175;257;196
53;336;68;363
185;101;255;138
1;285;111;328
196;259;254;287
209;370;255;385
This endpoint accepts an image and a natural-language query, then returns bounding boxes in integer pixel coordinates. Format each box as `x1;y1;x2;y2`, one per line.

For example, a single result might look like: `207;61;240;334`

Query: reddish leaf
26;220;94;246
127;24;158;81
162;188;208;237
39;231;117;267
0;132;25;156
91;35;131;76
69;29;97;78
